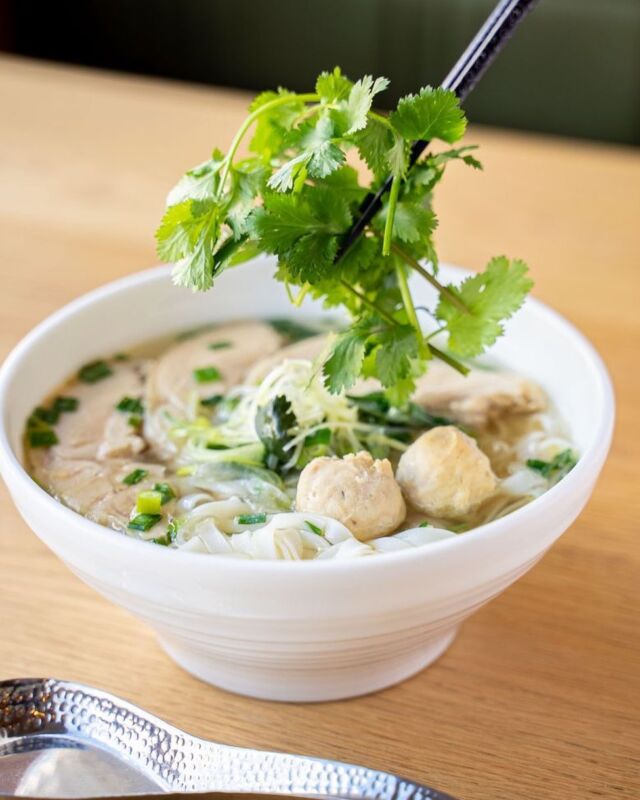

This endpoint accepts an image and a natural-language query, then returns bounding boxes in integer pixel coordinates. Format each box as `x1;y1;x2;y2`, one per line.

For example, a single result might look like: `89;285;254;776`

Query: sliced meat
244;334;329;385
34;457;166;530
28;361;166;530
145;321;284;416
412;360;546;429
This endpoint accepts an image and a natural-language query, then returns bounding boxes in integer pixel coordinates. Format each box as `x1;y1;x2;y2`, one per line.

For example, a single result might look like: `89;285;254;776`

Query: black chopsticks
336;0;540;261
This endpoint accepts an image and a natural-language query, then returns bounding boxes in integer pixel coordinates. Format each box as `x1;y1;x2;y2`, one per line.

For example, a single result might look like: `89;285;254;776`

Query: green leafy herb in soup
24;69;578;559
155;68;532;407
24;320;577;560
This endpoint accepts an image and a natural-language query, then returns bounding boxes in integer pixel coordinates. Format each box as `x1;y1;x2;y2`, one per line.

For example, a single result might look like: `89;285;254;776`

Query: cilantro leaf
375;325;419;387
316;67;352;103
355;118;395;180
436;257;533;357
252;187;351;282
166;154;224;206
255;394;298;471
339;75;389;135
249;90;305;159
323;327;368;394
156;200;217;270
390;87;467;143
267;116;345;191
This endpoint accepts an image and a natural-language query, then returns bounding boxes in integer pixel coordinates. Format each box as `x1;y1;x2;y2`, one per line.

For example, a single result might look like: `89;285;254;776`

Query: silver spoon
0;679;455;799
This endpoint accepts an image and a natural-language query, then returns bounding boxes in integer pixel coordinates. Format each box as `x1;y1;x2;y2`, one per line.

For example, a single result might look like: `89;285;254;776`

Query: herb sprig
156;67;532;403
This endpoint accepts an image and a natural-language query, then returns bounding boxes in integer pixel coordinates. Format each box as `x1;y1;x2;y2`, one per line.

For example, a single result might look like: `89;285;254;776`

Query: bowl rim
0;264;615;575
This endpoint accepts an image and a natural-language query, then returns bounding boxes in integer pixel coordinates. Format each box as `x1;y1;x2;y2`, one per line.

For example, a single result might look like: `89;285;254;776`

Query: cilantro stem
428;344;469;376
382;173;401;257
391;243;470;314
394;259;426;357
339;279;398;327
217;92;320;198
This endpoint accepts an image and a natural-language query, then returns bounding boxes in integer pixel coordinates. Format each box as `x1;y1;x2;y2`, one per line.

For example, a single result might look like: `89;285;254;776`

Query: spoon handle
188;744;456;799
0;679;455;798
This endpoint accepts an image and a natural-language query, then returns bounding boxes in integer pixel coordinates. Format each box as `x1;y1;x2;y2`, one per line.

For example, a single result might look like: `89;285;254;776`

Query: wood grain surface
0;56;638;800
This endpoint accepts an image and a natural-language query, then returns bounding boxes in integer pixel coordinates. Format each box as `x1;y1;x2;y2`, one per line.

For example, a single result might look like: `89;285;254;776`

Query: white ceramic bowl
0;260;614;702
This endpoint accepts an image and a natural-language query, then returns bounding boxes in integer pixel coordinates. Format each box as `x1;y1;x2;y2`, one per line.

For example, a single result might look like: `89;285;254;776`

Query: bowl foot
157;626;459;702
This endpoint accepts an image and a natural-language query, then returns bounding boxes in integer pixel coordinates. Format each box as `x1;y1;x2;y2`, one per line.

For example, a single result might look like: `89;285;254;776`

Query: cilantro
122;468;148;486
78;360;112;384
527;450;577;481
193;366;222;383
436;257;533;357
156;69;532;402
419;521;432;528
389;86;467;143
255;395;298;471
323;327;367;394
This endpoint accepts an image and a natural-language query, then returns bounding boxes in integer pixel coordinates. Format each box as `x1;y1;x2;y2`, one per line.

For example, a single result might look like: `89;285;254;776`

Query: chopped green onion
28;429;59;448
53;396;79;412
237;512;267;525
153;520;179;546
269;318;319;342
193;366;222;383
305;520;324;536
526;449;577;480
32;406;59;425
122;468;148;486
206;443;230;450
78;360;112;383
304;427;331;446
113;353;130;361
208;341;232;350
116;396;144;414
127;415;142;428
418;521;432;528
201;394;224;407
176;465;195;477
128;513;162;532
153;483;175;505
136;490;163;514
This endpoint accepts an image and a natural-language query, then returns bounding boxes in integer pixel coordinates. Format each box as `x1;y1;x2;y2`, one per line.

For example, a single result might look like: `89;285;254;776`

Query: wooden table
0;56;638;800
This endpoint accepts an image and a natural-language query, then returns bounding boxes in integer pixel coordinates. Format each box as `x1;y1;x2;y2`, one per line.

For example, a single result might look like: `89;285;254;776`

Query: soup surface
24;319;577;560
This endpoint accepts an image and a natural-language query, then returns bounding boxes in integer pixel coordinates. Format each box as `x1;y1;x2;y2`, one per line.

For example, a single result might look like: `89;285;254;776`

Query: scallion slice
200;394;224;407
208;341;232;350
122;468;148;486
193;366;222;383
305;520;324;536
236;512;267;526
128;513;162;532
28;429;59;448
136;490;163;515
116;396;144;414
53;396;79;412
78;360;112;383
153;483;175;505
